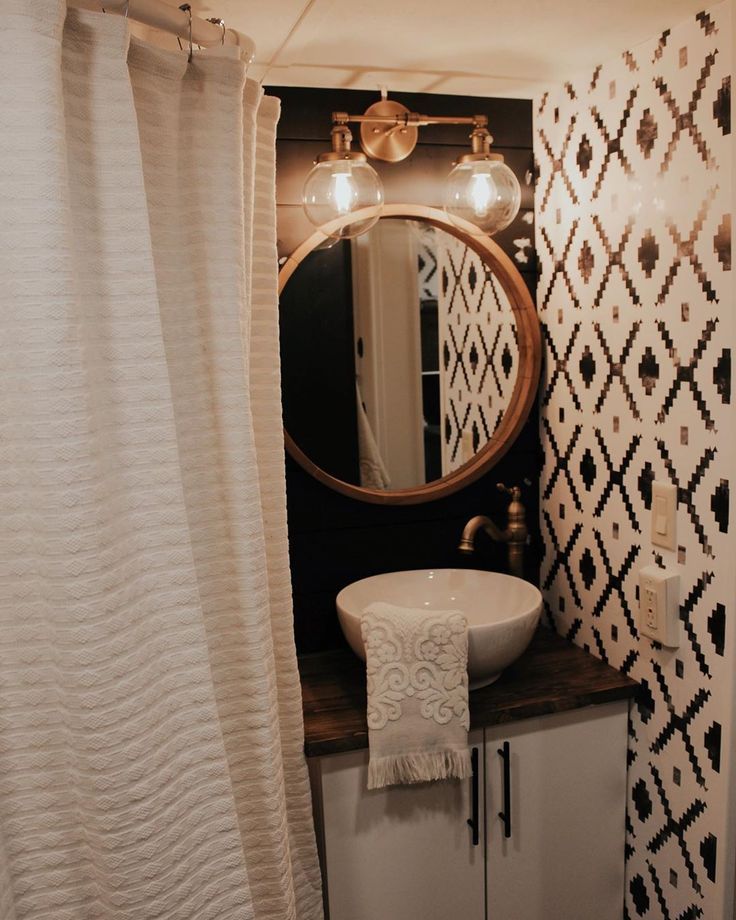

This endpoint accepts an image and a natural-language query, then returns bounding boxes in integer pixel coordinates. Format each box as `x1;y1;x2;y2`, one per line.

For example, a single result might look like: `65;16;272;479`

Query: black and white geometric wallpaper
535;6;733;919
416;222;440;302
436;232;520;474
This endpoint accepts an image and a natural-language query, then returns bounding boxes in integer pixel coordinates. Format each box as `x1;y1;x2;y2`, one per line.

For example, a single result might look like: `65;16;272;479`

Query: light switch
654;496;667;534
639;565;680;647
651;481;677;550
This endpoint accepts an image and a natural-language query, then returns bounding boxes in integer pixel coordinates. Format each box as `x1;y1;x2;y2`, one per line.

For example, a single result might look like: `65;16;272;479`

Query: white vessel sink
336;569;543;689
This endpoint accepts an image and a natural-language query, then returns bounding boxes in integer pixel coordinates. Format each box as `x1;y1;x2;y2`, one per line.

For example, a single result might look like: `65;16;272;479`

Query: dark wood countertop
298;627;638;758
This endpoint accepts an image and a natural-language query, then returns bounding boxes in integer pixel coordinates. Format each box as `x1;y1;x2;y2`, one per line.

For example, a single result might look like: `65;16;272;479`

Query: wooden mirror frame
279;204;541;505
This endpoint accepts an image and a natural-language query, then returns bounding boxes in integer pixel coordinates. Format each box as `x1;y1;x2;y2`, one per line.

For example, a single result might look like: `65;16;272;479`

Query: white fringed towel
360;602;471;789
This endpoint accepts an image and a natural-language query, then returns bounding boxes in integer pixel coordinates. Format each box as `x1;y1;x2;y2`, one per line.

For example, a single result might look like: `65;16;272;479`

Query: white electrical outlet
639;565;680;647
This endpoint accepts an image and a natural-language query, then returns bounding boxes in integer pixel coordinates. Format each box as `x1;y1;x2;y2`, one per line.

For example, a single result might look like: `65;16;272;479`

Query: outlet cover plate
639;564;680;647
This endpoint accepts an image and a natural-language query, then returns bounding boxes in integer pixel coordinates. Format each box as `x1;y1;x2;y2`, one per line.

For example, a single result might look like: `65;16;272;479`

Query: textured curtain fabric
0;3;323;918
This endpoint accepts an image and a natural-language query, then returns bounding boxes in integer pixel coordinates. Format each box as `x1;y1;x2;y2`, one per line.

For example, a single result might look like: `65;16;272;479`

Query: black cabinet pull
497;741;511;839
466;746;480;846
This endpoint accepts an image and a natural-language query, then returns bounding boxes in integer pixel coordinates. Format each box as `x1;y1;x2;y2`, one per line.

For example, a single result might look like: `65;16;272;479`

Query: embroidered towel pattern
360;602;471;789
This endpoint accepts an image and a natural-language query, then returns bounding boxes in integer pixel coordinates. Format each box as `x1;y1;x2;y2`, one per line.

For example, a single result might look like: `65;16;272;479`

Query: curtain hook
206;17;226;47
179;3;193;62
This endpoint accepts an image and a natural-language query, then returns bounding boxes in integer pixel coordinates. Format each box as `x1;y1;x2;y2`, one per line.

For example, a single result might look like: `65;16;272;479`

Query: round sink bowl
336;569;543;689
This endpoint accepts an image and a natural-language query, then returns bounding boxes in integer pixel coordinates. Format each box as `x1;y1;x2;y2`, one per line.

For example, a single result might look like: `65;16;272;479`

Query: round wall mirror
279;205;541;505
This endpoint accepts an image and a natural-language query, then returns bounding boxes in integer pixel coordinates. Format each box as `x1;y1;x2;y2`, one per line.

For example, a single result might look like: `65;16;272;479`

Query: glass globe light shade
302;158;384;240
444;159;521;235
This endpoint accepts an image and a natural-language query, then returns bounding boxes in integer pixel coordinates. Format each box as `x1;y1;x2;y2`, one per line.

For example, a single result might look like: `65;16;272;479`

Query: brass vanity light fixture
302;94;521;239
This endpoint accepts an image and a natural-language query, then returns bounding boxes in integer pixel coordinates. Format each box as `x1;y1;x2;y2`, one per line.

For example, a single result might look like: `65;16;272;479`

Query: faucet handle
497;483;522;501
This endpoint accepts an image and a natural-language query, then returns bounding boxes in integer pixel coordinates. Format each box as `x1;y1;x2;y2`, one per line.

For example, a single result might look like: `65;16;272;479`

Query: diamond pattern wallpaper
534;6;733;918
436;233;519;475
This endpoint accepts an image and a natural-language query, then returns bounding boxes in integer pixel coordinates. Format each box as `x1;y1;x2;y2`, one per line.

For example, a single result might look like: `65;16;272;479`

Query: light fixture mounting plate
359;100;418;163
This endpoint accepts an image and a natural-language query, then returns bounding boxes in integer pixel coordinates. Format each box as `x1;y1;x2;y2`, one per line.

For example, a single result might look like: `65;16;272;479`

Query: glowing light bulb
444;159;521;236
332;169;357;215
469;172;496;217
302;158;384;240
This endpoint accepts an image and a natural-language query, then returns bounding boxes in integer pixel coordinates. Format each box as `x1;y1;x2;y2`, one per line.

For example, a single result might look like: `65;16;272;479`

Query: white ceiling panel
151;0;715;98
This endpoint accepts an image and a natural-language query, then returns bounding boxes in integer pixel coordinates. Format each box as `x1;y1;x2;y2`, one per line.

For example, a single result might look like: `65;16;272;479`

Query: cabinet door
485;702;628;920
317;731;485;920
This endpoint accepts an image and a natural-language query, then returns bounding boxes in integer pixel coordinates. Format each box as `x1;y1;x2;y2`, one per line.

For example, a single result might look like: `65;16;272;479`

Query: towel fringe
367;748;472;790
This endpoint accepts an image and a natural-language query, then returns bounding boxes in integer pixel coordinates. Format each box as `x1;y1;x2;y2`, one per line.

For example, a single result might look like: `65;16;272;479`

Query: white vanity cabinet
316;729;486;920
485;702;629;920
311;703;629;920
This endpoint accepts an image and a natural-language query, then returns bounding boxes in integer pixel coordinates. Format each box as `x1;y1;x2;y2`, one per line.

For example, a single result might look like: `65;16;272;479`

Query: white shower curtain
0;3;323;918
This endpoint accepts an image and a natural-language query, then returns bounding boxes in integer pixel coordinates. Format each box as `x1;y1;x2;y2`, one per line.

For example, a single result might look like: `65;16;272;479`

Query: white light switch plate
639;565;680;647
651;481;677;551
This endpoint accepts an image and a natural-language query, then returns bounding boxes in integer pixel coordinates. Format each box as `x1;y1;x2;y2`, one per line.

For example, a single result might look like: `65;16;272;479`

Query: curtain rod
67;0;256;63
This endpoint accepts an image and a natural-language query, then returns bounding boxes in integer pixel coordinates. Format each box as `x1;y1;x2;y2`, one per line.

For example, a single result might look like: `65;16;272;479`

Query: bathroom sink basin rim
336;567;543;689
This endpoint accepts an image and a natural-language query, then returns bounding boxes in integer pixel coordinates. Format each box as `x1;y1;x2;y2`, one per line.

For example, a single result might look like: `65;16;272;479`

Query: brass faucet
458;484;528;579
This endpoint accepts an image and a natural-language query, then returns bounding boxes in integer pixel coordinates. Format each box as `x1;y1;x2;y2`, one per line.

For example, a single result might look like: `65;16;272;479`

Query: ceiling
161;0;709;98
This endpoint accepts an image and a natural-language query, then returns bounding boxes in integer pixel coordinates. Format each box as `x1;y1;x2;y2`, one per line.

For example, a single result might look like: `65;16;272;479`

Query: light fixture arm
332;110;490;132
331;103;496;165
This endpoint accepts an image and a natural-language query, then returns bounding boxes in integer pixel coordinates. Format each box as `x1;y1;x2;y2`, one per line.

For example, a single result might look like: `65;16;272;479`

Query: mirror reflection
279;218;520;491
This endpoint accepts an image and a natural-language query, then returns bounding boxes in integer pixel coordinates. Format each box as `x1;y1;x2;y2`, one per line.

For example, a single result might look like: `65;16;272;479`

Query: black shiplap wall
269;86;540;654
